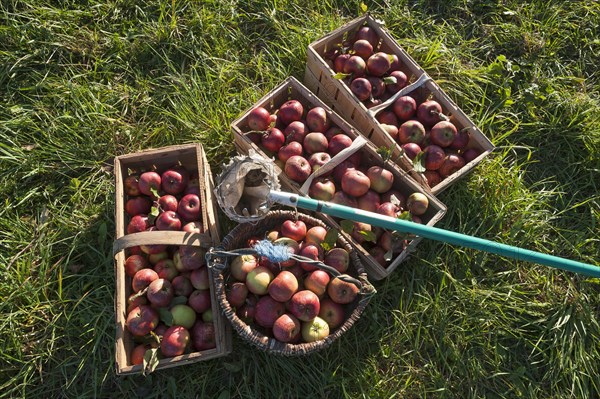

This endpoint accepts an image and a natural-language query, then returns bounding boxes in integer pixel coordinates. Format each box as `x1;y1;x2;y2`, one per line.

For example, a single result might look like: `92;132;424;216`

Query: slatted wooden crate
304;14;494;194
231;77;446;280
113;144;231;375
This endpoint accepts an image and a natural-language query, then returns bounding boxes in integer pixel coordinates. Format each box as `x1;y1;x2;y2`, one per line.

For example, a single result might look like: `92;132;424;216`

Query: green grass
1;0;599;397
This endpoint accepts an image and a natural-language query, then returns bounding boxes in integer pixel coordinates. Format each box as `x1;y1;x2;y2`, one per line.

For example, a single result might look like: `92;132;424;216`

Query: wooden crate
231;77;446;280
113;144;231;375
304;14;495;194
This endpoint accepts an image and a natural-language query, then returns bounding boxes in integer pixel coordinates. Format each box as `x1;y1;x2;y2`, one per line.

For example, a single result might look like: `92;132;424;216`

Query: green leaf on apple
332;72;351;80
383;76;397;85
142;347;160;376
340;220;355;234
412;151;426;173
360;2;368;13
150;205;160;217
387;54;395;63
397;211;412;221
359;230;377;243
150;187;160;199
171;296;188;306
376;145;393;163
158;307;174;326
321;228;339;252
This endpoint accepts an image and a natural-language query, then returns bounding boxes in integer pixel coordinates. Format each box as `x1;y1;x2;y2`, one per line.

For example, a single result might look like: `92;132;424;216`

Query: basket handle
112;231;214;257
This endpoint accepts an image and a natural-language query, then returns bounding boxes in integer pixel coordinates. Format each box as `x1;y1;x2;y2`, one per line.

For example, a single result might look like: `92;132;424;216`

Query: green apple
245;266;274;295
170;304;197;329
301;316;330;342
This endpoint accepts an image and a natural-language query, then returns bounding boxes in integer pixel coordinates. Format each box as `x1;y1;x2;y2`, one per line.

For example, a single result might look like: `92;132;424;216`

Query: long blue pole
268;191;600;277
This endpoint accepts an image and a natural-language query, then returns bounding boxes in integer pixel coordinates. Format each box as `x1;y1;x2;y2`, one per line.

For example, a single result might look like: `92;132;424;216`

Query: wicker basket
208;210;375;355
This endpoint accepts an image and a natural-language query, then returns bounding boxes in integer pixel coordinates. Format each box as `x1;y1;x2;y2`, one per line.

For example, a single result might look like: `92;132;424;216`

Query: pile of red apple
325;25;482;188
245;101;431;268
226;219;361;344
122;166;216;365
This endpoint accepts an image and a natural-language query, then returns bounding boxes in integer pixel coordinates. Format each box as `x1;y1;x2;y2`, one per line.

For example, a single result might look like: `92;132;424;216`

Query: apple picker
213;154;600;278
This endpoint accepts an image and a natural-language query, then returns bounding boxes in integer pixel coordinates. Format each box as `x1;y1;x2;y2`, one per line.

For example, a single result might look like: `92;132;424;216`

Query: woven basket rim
210;210;373;356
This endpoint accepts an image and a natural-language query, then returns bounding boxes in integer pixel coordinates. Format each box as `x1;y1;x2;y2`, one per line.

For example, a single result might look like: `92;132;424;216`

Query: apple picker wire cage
209;155;375;355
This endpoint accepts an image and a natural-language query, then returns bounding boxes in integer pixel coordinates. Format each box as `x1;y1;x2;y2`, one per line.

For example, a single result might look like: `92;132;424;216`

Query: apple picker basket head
206;210;376;356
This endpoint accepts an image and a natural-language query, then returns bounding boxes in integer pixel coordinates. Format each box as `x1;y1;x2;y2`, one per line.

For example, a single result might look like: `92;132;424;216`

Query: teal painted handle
268;191;600;277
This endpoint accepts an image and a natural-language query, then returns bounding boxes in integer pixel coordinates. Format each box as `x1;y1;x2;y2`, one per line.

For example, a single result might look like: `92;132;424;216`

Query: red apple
463;148;482;163
130;344;149;365
148;251;169;265
341;169;371;197
406;192;429;215
299;244;323;272
190;267;209;290
449;128;470;150
377;201;401;218
174;245;205;271
417;100;444;127
327;134;353;157
439;153;466;178
424;170;442;187
227;282;249;308
255;295;285;328
154;258;179;281
423;145;446;170
327;277;359;304
332;160;356;183
273;313;301;343
350;77;372;101
182;221;204;233
248;106;271;131
278;141;304;163
309;177;336;201
398;120;426;144
132;268;159;292
125;196;152;217
261;128;285;153
380;124;399;141
125;254;149;278
308;152;331;173
161;167;189;195
138;171;161;197
126;305;159;337
343;55;367;77
352;39;374;59
356;189;381;213
171;275;194;297
304;270;330;297
330;191;358;208
318;298;345;330
367;76;386;98
284;121;309;143
268;270;299;302
354;26;379;48
386;70;408;94
124;174;141;196
285;155;312;183
188;289;212;313
281;219;307;241
127;293;148;315
288;290;320;322
325;248;350;273
157;194;178;213
155;210;182;231
127;214;150;234
306;107;330;133
376;110;398;127
392;96;417;120
324;126;344;140
402;142;422;160
147;278;174;308
192;321;216;351
236;295;258;323
177;194;201;222
367;52;391;76
278;100;304;125
369;246;388;267
430;121;457;148
333;53;350;73
161;325;190;357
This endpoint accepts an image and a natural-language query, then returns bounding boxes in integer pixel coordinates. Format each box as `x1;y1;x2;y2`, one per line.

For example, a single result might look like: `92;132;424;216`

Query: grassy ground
1;0;599;398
